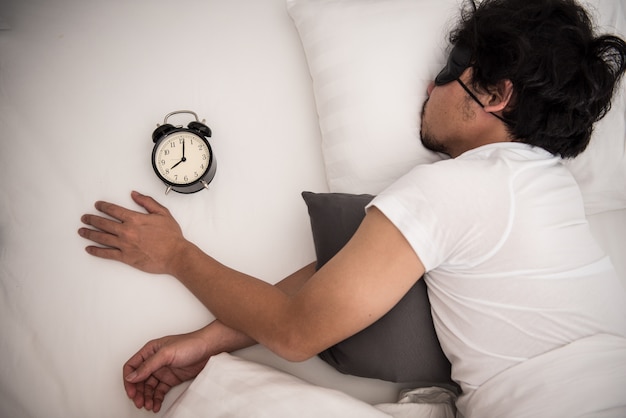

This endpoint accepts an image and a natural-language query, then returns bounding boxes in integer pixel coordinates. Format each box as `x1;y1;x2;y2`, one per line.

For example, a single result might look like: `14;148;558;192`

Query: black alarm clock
151;110;216;194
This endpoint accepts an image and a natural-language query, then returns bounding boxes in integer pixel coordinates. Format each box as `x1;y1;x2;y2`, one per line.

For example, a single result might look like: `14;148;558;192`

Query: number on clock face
154;132;211;185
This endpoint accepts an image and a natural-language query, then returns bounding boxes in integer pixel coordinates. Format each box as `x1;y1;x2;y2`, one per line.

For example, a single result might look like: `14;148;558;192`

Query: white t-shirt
371;142;626;407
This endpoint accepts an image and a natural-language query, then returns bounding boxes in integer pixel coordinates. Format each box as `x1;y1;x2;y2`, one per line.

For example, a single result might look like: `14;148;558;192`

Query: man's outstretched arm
79;191;424;360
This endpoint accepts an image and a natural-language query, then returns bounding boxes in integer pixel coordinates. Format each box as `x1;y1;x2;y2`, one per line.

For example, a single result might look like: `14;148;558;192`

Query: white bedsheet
0;0;332;416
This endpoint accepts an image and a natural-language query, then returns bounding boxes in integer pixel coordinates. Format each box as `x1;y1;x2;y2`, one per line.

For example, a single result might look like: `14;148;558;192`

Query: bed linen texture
163;353;457;418
163;353;392;418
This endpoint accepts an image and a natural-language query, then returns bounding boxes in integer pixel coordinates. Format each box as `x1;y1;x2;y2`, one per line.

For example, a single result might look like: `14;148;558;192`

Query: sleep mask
435;44;472;86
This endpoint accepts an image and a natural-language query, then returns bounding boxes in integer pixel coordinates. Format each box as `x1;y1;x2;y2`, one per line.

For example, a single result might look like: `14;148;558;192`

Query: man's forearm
194;262;317;355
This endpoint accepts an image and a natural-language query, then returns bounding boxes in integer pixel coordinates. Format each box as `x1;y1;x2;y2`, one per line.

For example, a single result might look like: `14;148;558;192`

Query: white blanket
461;333;626;418
164;353;457;418
164;353;392;418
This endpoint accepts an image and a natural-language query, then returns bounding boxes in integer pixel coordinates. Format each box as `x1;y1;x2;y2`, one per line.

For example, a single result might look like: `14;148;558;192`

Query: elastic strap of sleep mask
455;78;507;123
435;44;508;123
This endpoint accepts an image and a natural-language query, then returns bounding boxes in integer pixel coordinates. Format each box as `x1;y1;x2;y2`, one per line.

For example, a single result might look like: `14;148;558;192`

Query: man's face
419;71;479;157
420;44;511;157
420;45;475;156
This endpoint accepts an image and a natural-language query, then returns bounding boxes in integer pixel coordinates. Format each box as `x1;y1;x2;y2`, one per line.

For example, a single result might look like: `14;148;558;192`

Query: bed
1;0;624;417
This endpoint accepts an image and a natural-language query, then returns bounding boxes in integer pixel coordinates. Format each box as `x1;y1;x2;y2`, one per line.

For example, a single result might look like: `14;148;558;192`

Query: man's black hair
451;0;626;158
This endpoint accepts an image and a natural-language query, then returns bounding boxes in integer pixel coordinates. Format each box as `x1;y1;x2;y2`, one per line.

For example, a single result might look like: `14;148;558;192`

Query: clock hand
170;158;185;170
170;139;188;169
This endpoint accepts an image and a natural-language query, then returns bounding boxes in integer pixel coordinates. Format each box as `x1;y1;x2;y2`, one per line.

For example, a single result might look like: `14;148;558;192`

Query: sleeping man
78;0;626;416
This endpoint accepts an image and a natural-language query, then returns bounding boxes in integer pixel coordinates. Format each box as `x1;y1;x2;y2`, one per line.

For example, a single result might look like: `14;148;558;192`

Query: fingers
143;376;169;413
126;372;171;412
142;375;159;411
123;343;164;412
123;363;172;412
78;228;116;249
152;380;171;412
80;212;121;233
93;200;140;223
78;214;124;259
79;216;120;246
123;339;162;381
123;348;146;402
129;381;167;412
84;191;164;226
78;198;138;247
78;191;166;259
131;191;170;216
125;344;171;384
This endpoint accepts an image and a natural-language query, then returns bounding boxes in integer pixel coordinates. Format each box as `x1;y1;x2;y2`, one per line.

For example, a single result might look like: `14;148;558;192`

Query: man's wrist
166;240;204;278
196;320;257;356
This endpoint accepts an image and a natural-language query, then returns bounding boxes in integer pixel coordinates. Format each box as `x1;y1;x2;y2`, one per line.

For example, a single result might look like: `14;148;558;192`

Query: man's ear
484;79;514;113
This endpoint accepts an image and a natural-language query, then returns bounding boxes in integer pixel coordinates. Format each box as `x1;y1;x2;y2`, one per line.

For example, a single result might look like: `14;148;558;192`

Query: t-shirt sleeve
368;160;514;272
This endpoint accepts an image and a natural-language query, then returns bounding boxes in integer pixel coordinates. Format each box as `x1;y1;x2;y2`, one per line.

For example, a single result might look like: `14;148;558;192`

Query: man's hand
123;330;212;413
78;191;188;275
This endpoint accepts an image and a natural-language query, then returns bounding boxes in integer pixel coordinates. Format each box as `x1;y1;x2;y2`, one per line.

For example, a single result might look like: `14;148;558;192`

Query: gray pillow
302;191;455;388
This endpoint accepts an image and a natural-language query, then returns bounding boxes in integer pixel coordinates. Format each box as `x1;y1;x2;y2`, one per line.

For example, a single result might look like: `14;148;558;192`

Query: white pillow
164;353;391;418
563;0;626;215
287;0;459;194
287;0;626;215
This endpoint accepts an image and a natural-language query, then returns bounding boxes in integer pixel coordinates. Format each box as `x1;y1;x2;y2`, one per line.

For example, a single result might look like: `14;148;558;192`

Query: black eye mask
435;44;473;86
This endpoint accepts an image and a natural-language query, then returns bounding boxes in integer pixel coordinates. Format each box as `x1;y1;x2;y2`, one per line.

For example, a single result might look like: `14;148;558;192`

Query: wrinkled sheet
164;353;457;418
462;334;626;418
164;353;393;418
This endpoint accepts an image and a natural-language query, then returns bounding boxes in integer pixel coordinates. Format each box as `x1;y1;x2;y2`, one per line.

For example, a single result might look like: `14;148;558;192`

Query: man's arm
79;191;425;361
121;263;317;413
130;261;317;367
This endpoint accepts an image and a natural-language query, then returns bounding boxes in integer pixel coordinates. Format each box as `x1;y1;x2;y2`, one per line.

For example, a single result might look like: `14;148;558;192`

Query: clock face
153;131;212;186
